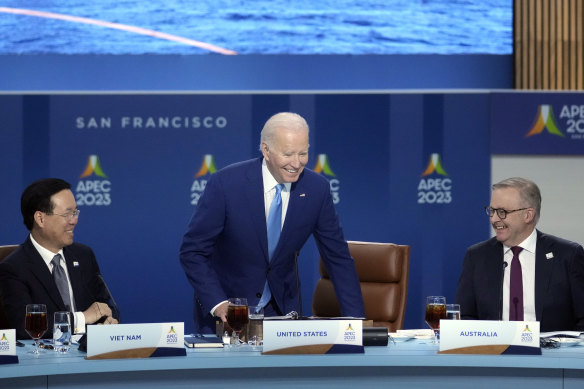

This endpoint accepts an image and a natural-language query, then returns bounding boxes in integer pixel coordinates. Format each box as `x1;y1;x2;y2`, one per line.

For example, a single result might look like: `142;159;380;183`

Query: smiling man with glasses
455;177;584;332
0;178;119;340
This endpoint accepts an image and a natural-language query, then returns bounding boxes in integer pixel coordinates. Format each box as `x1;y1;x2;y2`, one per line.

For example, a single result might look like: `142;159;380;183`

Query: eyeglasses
484;206;528;219
46;209;81;221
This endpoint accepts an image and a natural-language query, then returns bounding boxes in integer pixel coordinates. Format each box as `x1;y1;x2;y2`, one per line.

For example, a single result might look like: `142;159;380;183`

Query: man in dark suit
455;177;584;332
0;178;118;339
180;112;365;333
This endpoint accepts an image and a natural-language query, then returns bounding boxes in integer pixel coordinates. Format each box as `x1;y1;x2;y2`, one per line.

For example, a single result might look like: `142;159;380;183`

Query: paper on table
541;331;583;338
396;329;434;337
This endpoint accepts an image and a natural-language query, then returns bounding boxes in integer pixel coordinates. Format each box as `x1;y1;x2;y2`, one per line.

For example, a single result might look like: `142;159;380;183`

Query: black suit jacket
0;236;114;339
455;230;584;332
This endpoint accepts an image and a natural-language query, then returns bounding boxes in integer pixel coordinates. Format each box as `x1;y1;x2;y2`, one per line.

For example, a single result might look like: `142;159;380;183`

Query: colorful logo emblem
168;326;176;334
418;153;452;205
313;153;340;204
345;324;355;331
0;333;7;341
526;105;565;137
80;155;108;178
313;154;336;177
194;154;217;178
421;153;448;177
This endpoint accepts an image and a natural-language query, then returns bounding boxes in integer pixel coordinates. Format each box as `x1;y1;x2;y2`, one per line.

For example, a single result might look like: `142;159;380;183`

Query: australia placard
262;319;363;355
439;320;540;355
86;322;186;359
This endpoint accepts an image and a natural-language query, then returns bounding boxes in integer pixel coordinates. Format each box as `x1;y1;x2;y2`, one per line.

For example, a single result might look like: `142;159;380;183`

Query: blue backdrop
1;92;495;332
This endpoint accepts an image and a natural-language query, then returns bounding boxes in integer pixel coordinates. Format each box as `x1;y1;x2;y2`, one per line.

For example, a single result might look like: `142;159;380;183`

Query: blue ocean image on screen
0;1;511;55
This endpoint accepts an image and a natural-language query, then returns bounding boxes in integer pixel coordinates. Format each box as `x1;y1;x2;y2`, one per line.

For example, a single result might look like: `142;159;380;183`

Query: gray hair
259;112;309;150
492;177;541;224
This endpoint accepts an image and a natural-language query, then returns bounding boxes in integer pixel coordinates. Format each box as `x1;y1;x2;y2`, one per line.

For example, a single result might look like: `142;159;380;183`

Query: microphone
97;273;121;323
498;261;508;320
293;251;303;318
78;273;120;352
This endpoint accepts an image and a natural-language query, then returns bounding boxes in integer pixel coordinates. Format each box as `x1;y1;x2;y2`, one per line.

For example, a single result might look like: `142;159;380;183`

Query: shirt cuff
210;300;228;316
74;311;86;334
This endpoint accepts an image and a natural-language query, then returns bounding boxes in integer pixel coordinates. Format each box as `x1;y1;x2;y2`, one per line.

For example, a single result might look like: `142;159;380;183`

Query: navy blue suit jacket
0;237;114;339
180;158;365;333
455;230;584;332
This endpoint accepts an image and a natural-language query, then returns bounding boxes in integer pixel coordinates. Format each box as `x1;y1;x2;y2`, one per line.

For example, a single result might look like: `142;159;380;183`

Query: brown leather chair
0;245;18;330
0;245;18;262
312;241;410;332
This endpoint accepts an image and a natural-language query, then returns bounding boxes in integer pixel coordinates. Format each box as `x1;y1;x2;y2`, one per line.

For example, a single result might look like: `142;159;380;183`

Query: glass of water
247;305;264;349
53;311;72;353
446;304;461;320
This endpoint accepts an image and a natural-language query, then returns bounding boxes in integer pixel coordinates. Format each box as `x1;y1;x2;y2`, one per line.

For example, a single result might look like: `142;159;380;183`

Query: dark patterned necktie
51;254;71;311
509;246;524;321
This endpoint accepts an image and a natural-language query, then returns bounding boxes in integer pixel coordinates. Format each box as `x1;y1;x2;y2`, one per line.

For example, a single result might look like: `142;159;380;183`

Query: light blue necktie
258;184;283;309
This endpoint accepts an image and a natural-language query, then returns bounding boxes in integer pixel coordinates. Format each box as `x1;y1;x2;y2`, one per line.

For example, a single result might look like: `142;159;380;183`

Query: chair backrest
0;245;18;263
312;241;410;332
0;245;18;330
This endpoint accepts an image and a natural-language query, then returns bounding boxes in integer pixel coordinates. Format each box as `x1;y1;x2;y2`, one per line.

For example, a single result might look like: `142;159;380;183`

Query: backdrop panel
0;93;491;333
491;92;584;155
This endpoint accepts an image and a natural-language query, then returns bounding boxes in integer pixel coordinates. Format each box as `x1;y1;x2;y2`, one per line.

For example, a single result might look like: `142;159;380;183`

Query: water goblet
226;298;248;347
425;296;446;344
25;304;48;355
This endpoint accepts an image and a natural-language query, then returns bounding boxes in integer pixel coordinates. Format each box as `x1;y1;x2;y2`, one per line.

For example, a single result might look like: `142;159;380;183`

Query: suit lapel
485;238;505;318
63;247;83;307
245;159;270;263
534;230;553;321
24;238;66;309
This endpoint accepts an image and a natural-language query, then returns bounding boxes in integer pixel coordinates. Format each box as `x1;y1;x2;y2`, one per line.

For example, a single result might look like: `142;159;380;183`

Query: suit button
266;267;271;274
256;293;262;298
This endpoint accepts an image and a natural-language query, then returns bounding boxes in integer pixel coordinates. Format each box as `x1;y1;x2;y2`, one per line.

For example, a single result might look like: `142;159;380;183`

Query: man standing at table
0;178;119;339
180;112;365;333
455;177;584;331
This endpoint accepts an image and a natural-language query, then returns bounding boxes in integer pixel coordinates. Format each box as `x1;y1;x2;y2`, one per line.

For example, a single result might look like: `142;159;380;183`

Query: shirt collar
262;159;291;193
504;228;537;254
29;234;64;267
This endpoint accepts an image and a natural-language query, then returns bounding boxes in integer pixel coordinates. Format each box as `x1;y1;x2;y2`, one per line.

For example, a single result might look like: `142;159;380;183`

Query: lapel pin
299;193;306;197
73;261;80;267
545;252;554;260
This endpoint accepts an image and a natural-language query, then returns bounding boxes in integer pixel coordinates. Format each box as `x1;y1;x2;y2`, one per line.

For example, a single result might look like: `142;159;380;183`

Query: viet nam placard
86;322;186;359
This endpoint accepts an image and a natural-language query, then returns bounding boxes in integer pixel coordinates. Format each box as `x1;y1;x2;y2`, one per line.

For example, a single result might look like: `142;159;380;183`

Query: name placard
439;320;541;355
86;322;186;360
0;329;18;364
262;319;363;355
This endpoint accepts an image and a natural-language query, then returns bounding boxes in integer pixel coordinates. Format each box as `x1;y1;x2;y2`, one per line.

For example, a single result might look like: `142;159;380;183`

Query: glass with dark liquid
25;304;48;355
424;296;446;344
226;298;248;346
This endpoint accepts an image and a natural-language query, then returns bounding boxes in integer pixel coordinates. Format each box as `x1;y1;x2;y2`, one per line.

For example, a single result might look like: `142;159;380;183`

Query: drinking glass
53;311;72;353
424;296;446;344
446;304;461;320
226;298;248;346
25;304;48;355
247;305;264;349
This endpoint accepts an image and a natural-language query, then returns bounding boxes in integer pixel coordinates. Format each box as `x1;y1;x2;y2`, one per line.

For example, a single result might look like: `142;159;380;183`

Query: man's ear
261;142;269;160
34;211;45;228
524;208;535;223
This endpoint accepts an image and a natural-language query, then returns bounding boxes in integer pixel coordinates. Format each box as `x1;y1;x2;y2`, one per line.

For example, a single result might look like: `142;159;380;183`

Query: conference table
2;337;584;388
